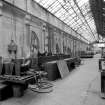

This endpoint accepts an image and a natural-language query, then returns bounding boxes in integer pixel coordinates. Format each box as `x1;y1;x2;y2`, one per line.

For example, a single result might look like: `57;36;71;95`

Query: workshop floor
0;54;105;105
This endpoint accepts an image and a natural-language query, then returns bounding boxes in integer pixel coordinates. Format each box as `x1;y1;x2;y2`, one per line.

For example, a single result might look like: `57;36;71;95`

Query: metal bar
63;12;74;21
42;0;50;5
46;0;57;9
53;3;71;15
49;1;60;12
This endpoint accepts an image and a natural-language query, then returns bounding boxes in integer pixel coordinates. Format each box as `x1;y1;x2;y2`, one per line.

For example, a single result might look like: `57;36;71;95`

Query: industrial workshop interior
0;0;105;105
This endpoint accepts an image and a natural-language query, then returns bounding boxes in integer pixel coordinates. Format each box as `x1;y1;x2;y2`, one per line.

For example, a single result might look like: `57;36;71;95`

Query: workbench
0;60;35;97
0;74;35;97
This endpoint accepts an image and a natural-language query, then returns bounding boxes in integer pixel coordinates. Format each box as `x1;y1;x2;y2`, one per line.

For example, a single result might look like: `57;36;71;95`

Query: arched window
30;31;39;53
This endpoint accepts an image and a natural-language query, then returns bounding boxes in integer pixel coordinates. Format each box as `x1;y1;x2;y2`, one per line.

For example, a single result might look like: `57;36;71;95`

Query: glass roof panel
43;0;56;7
34;0;98;43
47;2;59;11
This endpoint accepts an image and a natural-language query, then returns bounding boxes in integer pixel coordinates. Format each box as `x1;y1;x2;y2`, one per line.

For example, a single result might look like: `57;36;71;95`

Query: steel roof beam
68;1;95;40
73;0;96;40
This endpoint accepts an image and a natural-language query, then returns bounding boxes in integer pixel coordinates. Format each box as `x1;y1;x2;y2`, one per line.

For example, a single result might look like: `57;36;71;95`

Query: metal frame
34;0;98;43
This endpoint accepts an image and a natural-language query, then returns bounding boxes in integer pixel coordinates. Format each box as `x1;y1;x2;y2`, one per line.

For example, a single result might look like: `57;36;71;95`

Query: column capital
42;23;46;31
25;14;31;25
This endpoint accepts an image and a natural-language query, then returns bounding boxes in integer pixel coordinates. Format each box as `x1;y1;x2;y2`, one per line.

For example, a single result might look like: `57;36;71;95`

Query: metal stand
101;72;105;98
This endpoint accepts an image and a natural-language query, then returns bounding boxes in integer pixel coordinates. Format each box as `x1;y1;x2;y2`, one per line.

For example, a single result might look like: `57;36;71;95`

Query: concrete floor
0;54;105;105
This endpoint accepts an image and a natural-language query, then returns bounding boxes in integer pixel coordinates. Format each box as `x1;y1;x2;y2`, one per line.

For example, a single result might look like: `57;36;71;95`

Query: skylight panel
39;0;47;5
43;0;56;7
48;1;59;11
55;8;66;17
77;0;88;7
